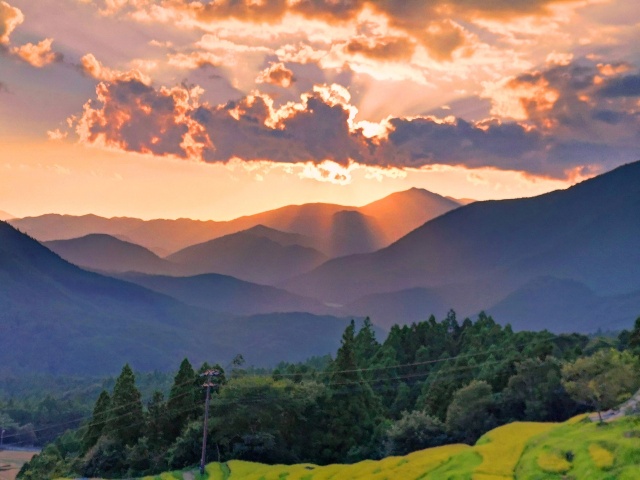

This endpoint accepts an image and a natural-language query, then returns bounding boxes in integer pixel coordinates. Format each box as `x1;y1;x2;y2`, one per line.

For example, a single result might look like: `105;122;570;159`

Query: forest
14;312;640;479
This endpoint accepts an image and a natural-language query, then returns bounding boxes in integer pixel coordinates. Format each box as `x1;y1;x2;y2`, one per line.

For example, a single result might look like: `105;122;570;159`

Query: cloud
597;74;640;98
80;53;151;84
11;38;62;67
0;1;22;45
65;55;640;179
345;36;415;61
87;0;587;63
74;79;210;160
256;62;295;87
1;2;62;68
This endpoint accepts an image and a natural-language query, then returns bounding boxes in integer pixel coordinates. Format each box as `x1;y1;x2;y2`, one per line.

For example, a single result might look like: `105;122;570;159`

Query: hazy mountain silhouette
485;276;640;333
0;221;361;374
10;188;460;257
44;234;174;274
286;161;640;332
360;188;460;244
167;226;328;284
118;272;328;316
0;210;14;221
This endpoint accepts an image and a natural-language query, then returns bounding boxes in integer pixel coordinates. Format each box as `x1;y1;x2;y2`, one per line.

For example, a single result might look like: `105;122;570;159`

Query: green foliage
167;359;200;440
18;311;633;480
561;349;640;421
446;380;497;444
384;410;448;456
104;364;144;446
82;390;111;453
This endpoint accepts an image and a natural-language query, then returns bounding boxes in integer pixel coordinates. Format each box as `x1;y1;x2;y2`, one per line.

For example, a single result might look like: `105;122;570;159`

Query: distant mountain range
117;272;327;316
0;221;361;375
3;162;640;376
285;161;640;332
0;210;14;221
9;188;460;257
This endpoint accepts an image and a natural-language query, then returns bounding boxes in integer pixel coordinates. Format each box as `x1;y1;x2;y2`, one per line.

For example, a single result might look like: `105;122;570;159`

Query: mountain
167;227;328;284
0;221;359;374
118;272;328;316
285;161;640;332
485;276;640;333
9;188;460;257
43;234;173;274
0;210;14;221
360;187;460;244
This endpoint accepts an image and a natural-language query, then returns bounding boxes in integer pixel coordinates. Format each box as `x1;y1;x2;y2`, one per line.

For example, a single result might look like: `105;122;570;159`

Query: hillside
9;188;460;257
43;234;174;274
287;161;640;332
167;227;328;284
0;222;359;374
118;272;328;316
93;415;640;480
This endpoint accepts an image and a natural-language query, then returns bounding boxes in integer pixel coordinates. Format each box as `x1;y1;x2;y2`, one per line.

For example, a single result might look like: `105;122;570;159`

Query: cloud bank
68;56;640;178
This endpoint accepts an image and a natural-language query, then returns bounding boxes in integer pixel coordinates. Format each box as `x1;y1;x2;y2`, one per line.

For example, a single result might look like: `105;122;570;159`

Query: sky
1;0;639;220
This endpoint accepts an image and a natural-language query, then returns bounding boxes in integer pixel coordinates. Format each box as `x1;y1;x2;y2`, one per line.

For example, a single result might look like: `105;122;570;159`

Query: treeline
0;371;174;448
19;313;640;479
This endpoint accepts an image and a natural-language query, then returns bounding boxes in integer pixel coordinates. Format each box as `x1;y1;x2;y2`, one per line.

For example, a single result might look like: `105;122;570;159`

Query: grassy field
62;414;640;480
0;450;38;480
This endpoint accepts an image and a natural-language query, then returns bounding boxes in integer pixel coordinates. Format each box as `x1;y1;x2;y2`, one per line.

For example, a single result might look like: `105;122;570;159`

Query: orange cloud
80;53;152;84
0;0;22;45
11;38;61;67
256;62;295;87
345;36;415;61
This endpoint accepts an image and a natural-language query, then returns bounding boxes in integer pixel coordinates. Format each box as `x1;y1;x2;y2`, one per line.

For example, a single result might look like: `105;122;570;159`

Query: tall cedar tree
104;364;143;446
167;358;199;439
320;320;383;462
81;390;110;453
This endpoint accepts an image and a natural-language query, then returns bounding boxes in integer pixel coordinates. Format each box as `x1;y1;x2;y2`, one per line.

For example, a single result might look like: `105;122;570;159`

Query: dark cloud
597;75;640;98
72;57;640;178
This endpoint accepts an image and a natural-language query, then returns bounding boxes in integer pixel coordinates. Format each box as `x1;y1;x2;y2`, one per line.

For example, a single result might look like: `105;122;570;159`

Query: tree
561;349;640;422
445;380;496;444
81;390;111;453
145;391;169;450
503;357;577;421
167;358;199;440
629;317;640;353
385;410;448;456
104;364;143;446
317;320;384;463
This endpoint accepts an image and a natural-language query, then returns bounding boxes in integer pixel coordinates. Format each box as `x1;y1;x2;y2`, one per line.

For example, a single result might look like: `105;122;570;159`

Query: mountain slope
118;272;327;315
360;187;460;244
9;188;460;257
43;234;173;274
485;277;640;333
0;222;357;374
285;161;640;331
167;227;328;284
0;210;14;221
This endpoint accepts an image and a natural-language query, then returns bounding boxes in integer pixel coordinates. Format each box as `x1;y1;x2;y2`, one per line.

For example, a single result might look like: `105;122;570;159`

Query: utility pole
200;369;220;476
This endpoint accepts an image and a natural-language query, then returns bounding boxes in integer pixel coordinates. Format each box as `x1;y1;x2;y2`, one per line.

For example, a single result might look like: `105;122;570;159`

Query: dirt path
0;450;38;480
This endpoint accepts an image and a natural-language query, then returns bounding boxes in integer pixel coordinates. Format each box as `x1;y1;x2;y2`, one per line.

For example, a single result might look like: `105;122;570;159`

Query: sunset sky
1;0;639;220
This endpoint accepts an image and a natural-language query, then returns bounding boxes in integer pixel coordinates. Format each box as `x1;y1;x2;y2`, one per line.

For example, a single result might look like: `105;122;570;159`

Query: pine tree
167;358;199;439
81;390;111;453
320;320;384;463
104;364;143;446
